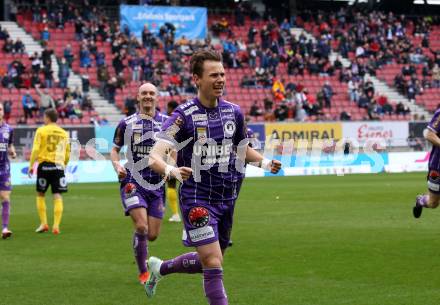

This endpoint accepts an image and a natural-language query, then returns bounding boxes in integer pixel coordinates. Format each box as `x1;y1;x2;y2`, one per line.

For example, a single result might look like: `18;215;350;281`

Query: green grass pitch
1;173;440;305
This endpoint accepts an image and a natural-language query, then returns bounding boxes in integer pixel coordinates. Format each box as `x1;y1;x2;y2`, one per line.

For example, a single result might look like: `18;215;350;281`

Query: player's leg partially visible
49;169;67;234
146;204;232;305
413;192;440;218
123;186;164;285
147;245;227;304
52;193;63;234
130;207;150;284
131;208;163;284
167;179;180;222
146;251;203;297
1;189;12;239
413;171;440;218
35;193;49;233
35;166;49;233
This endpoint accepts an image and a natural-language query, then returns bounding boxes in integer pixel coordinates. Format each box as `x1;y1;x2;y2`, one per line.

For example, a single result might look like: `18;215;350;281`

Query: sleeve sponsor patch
192;114;208;121
184;105;199;115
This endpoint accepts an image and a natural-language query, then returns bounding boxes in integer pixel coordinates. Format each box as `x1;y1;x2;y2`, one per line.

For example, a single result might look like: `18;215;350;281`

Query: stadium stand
2;2;439;126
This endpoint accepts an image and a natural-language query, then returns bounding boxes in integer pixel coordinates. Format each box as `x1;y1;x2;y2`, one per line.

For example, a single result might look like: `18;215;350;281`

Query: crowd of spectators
6;1;428;123
393;62;440;102
301;8;440;115
20;0;217;109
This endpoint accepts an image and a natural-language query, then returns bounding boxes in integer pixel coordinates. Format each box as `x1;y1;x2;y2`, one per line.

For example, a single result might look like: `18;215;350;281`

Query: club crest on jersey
124;183;137;197
224;121;236;137
188;207;210;227
2;132;9;139
184;105;199;115
197;127;207;144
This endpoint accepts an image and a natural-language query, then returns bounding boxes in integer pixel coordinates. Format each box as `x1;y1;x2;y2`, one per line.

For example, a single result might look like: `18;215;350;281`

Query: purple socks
203;268;228;305
160;252;203;275
133;232;148;274
1;201;10;229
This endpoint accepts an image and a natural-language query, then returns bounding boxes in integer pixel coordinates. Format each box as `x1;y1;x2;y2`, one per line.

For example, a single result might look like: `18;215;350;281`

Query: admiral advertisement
120;5;207;40
264;122;342;142
342;122;408;147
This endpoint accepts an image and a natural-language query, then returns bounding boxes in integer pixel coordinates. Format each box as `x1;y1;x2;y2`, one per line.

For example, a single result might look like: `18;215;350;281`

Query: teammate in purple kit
413;108;440;218
110;83;169;284
0;103;16;239
146;50;281;304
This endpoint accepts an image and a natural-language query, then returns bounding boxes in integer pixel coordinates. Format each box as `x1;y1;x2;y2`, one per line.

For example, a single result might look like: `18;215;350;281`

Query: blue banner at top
120;5;207;40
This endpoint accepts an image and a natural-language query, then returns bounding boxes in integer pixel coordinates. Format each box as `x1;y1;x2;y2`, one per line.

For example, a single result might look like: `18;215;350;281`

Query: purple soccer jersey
160;98;247;203
159;97;247;248
113;112;168;217
0;123;13;191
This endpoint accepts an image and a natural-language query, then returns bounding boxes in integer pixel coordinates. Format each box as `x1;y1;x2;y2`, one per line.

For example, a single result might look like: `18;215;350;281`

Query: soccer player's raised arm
245;146;282;174
149;111;192;181
235;108;281;174
149;140;192;182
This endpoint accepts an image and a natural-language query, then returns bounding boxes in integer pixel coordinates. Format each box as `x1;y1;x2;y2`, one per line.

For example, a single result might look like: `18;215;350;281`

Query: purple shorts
180;199;235;249
0;175;12;191
120;182;165;219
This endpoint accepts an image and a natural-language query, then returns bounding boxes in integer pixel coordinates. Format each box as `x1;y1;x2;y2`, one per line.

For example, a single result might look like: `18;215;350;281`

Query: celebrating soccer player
146;50;281;304
28;109;70;235
0;103;16;239
413;110;440;218
110;82;170;285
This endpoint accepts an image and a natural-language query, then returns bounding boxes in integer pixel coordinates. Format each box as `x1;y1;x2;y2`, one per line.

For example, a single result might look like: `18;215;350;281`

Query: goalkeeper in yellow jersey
28;109;70;234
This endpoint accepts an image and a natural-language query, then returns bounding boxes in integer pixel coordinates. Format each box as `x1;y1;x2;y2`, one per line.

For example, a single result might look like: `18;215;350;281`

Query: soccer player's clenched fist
270;160;282;174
